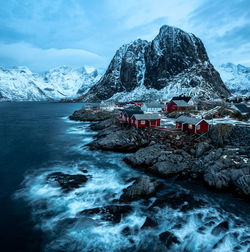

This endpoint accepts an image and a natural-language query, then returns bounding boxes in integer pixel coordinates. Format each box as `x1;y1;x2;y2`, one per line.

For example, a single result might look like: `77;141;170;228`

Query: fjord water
0;102;249;252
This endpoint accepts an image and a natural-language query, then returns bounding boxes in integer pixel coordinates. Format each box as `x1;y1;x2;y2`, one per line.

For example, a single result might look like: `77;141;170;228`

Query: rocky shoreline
70;108;250;199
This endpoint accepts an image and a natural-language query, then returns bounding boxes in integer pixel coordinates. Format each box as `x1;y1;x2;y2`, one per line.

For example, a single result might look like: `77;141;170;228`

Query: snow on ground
207;117;250;126
160;117;176;128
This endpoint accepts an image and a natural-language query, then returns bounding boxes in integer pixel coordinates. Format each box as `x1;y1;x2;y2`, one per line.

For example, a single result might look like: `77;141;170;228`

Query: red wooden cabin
120;110;144;124
132;114;161;128
176;116;209;133
167;100;192;112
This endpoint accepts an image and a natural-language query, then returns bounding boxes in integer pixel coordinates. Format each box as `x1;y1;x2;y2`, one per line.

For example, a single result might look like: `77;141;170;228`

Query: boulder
211;221;229;236
204;167;231;189
195;141;211;157
121;226;132;236
150;192;206;211
209;124;233;146
233;174;250;196
141;217;158;229
120;175;162;202
152;160;189;177
46;172;88;192
159;231;181;248
123;144;165;167
70;107;119;122
88;126;150;152
124;144;191;178
204;163;250;196
90;119;114;131
77;205;132;223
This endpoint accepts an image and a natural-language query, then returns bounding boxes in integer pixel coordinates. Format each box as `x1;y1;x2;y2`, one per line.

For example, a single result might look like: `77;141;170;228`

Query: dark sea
0;102;249;252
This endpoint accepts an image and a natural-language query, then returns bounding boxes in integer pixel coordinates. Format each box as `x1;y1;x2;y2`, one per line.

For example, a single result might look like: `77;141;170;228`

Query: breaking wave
14;120;250;252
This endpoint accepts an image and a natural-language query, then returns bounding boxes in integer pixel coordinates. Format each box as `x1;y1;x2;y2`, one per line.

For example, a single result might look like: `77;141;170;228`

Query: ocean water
0;102;249;252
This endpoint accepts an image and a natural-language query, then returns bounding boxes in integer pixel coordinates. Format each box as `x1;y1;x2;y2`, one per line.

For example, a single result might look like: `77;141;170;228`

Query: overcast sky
0;0;249;72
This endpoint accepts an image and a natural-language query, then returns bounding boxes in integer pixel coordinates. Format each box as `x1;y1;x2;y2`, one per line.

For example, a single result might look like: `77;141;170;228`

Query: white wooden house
141;102;165;112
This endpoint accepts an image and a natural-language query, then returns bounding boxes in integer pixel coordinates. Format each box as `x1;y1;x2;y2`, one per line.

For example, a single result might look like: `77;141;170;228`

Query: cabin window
197;125;200;130
188;124;193;129
141;120;145;124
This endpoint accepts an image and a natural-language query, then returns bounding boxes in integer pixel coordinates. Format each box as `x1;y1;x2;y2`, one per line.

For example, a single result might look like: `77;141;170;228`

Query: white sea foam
14;122;250;252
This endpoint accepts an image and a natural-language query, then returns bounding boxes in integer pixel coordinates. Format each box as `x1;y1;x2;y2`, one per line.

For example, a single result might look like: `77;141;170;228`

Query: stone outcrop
120;175;162;202
88;125;150;152
47;172;88;192
159;231;181;249
69;107;119;121
70;105;250;198
123;144;192;177
77;205;132;223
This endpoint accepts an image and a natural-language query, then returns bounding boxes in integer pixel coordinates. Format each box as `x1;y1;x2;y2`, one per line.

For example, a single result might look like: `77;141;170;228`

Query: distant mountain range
0;66;102;101
0;26;249;102
217;63;250;96
78;25;230;102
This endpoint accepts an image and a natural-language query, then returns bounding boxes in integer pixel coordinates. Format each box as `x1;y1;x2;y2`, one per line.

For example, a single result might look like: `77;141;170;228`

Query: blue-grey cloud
0;42;107;72
0;0;249;71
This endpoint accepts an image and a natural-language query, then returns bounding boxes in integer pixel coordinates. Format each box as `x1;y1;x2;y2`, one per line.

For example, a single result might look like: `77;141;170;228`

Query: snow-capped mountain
78;25;230;102
217;63;250;96
0;66;102;101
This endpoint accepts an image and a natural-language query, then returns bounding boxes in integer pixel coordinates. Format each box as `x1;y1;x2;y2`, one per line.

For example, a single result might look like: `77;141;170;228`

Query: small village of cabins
85;96;211;135
116;97;209;134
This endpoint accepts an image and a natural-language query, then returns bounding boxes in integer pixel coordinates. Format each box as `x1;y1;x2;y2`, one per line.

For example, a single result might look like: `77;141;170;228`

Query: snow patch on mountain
0;66;102;101
109;62;220;102
81;25;230;102
217;63;250;96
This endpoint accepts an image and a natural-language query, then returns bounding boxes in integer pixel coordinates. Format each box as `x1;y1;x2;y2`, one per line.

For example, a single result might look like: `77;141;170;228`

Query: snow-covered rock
0;65;102;101
79;25;230;102
217;63;250;96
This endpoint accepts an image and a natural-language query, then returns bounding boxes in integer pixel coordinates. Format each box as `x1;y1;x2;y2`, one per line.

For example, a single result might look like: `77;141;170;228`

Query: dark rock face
144;26;208;89
195;141;211;157
211;221;229;235
203;126;250;195
141;217;158;229
69;108;118;122
77;205;132;224
123;143;191;177
149;192;207;212
47;172;88;192
120;175;162;202
159;231;181;248
88;125;150;152
90;119;114;131
81;25;230;101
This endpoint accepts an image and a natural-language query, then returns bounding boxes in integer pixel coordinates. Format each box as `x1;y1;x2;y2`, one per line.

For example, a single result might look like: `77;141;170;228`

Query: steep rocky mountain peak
80;25;230;102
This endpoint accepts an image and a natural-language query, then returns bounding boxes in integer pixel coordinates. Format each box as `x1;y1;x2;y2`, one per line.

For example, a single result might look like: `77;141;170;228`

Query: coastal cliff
70;107;250;198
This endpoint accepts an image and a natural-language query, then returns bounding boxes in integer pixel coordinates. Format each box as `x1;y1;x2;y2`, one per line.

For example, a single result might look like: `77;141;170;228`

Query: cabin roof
133;113;161;120
171;100;190;106
176;115;206;125
123;110;144;117
171;96;191;103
